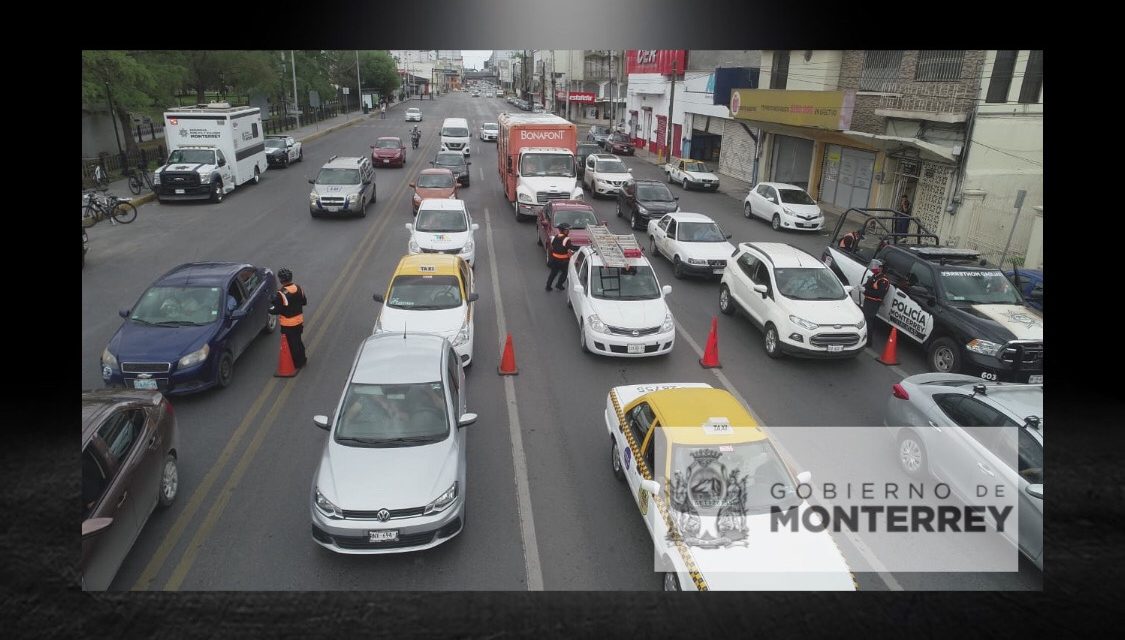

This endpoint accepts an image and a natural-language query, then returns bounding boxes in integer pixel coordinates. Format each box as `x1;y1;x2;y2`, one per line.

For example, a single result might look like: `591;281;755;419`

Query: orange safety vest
549;234;573;261
277;283;305;326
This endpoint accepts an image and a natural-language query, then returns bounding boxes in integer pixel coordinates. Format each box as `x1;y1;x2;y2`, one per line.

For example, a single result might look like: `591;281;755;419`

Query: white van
440;117;471;156
155;103;268;203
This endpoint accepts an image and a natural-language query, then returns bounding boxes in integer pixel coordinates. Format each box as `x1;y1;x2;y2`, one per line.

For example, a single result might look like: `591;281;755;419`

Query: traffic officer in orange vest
839;228;864;252
862;259;891;345
545;223;575;291
269;268;308;368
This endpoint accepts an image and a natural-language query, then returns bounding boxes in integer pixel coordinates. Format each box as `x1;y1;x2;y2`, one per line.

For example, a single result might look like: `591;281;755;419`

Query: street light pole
104;81;124;160
665;58;677;162
355;50;363;112
291;50;301;127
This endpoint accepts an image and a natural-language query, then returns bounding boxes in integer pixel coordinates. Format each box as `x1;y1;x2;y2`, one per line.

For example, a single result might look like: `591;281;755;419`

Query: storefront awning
838;131;958;163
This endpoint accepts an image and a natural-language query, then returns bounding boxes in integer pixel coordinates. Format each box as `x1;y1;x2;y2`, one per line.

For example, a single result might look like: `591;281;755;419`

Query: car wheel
719;285;735;315
650;236;659;257
682;178;689;190
211;179;224;203
282;156;289;168
928;337;962;373
744;202;753;219
157;453;179;508
263;312;278;334
611;438;625;481
631;212;640;230
663;571;682;591
771;214;781;231
579;320;589;352
616;202;622;218
667;171;673;184
217;351;234;388
298;148;303;162
673;256;685;279
897;431;928;478
764;323;782;359
252;166;261;184
358;197;368;218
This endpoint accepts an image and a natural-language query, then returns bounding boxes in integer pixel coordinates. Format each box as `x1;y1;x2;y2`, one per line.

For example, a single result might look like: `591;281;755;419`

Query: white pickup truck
664;158;721;192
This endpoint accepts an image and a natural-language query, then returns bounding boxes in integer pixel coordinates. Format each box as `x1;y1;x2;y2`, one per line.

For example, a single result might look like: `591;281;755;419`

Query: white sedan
405;107;423;122
743;182;824;232
647;212;735;280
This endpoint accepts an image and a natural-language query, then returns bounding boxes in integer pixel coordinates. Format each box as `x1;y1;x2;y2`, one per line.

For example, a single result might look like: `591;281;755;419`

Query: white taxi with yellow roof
372;254;478;367
604;382;856;591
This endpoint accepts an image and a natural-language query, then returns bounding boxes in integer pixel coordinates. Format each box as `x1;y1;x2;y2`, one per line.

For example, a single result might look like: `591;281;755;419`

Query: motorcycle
411;129;421;149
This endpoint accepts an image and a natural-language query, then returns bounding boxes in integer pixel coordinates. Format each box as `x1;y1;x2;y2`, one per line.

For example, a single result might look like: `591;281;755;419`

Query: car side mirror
674;196;679;200
405;223;414;232
627;168;633;172
1026;484;1043;499
82;517;114;539
430;161;436;166
409;182;415;188
725;234;733;239
230;308;248;319
471;223;480;231
909;285;935;305
843;285;853;295
662;285;672;296
572;284;585;295
313;415;330;431
218;158;226;167
466;161;472;165
372;293;385;303
458;412;477;428
308;178;315;184
468;292;480;302
119;308;131;318
752;283;768;295
796;471;812;485
640;479;662;497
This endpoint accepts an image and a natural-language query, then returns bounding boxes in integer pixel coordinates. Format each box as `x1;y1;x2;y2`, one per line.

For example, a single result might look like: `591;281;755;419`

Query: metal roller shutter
719;119;756;183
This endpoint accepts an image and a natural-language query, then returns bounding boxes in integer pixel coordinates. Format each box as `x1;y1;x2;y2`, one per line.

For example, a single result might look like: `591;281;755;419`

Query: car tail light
892;384;909;400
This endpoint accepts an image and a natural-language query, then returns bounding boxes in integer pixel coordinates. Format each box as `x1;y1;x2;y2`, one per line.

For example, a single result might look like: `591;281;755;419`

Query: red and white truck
496;113;582;220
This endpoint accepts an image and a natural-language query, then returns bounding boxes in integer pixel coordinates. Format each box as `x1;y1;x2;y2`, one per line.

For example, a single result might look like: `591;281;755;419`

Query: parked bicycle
88;163;109;190
126;162;157;195
82;189;137;226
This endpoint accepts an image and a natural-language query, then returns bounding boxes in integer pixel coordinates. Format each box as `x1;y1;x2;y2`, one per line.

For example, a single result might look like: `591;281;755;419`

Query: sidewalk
100;102;404;206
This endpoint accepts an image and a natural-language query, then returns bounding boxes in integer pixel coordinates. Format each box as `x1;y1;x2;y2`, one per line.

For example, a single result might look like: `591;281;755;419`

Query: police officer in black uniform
545;223;575;291
269;268;308;368
862;259;891;345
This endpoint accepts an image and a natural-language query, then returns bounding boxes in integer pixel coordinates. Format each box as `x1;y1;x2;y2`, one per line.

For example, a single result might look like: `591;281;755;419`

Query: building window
986;51;1018;103
860;51;903;91
1018;50;1043;104
915;50;965;82
770;51;789;90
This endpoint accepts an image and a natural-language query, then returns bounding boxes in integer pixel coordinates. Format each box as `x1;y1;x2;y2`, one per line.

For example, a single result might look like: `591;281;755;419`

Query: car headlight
660;312;675;333
408;239;421;253
789;315;819;331
423;482;459;515
413;193;422;202
572;188;584;199
783;207;795;216
451;321;470;346
347;193;360;204
856;318;866;330
636;204;648;214
314;488;343;519
152;172;161;185
448;193;456;199
461;240;474;254
587;314;609;334
309;192;318;205
966;339;1004;357
178;344;210;368
518;193;533;203
101;348;118;369
687;257;707;265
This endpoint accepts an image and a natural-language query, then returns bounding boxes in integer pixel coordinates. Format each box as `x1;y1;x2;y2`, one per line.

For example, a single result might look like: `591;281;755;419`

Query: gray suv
310;333;476;554
309;155;376;218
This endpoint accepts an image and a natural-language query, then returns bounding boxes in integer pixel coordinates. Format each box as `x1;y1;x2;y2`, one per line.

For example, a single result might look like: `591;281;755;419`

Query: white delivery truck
154;103;268;203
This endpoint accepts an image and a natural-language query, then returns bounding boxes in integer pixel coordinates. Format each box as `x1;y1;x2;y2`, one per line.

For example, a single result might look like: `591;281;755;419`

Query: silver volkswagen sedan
310;333;475;553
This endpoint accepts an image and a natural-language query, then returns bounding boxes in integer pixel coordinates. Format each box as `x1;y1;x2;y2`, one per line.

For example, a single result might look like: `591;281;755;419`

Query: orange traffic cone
275;334;298;377
700;316;721;368
877;327;900;366
498;333;519;375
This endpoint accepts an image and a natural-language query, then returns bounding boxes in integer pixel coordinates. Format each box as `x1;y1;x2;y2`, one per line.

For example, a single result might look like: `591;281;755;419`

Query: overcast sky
462;50;492;70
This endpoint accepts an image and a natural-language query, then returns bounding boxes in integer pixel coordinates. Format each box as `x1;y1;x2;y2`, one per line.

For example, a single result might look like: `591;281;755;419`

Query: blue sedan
101;262;279;394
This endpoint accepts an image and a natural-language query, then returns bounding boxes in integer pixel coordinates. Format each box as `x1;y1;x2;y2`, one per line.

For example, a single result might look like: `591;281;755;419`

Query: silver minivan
310;333;475;554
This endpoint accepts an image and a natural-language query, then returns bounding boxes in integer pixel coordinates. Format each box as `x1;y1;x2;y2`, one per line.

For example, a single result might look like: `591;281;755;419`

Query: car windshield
375;139;401;149
668;440;800;516
940;270;1023;305
442;127;470;137
417;173;455;188
416;209;468;232
637;184;675;202
316;168;360;185
167;149;215;165
482;123;498;131
592;265;661;300
129;285;222;326
596;160;629;174
610;133;631;143
406;109;421;114
779;188;816;205
335;382;449;445
677;222;726;242
774;268;846;301
552;209;598;229
578;144;601;156
435;154;465;168
264;139;286;150
386;275;463;310
521;153;575;177
683;161;708;172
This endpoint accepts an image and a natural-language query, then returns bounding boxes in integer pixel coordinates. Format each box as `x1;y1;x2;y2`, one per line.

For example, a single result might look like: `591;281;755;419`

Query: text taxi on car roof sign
604;383;856;591
372;254;479;367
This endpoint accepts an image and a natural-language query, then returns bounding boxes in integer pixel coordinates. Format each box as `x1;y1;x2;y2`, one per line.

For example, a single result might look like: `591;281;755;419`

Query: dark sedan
101;262;279;394
82;389;179;590
617;179;679;230
605;132;635;155
371;137;407;168
432;152;471;187
587;125;611;146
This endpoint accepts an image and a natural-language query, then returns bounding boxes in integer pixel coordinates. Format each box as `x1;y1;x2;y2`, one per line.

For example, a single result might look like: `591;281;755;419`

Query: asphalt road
81;92;1040;591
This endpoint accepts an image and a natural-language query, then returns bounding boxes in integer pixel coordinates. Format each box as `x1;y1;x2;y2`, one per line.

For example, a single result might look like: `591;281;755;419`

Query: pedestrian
838;228;864;252
380;102;386;119
894;193;912;240
862;260;891;345
269;268;308;368
545;223;575;291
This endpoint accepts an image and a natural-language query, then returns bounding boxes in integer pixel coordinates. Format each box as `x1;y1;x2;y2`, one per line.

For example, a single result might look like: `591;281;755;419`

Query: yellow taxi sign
419;265;436;272
701;417;733;435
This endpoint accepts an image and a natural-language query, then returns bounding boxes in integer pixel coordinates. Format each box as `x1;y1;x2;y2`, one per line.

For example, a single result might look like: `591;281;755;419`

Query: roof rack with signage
586;224;643;267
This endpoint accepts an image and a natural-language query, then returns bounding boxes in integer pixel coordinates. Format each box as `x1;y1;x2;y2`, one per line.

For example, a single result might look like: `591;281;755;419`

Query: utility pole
665;57;677;162
104;81;124;159
355;50;363;112
608;50;613;123
291;50;300;127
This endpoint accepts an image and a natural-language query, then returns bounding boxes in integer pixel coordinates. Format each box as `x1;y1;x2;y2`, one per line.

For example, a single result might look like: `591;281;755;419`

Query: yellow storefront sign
730;89;856;131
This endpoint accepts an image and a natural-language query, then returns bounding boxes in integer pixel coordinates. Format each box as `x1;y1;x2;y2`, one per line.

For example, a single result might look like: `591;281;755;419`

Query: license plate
1028;375;1043;384
369;530;399;542
712;268;725;275
383;159;390;164
627;344;645;354
828;345;843;353
175;189;185;194
133;379;158;390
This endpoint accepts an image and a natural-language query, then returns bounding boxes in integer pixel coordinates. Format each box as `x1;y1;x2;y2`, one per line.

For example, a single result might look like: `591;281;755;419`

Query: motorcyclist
411;125;421;149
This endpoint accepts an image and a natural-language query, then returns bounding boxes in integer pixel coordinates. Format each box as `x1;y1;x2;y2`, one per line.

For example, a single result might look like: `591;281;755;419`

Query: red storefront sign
554;91;596;102
626;50;687;76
